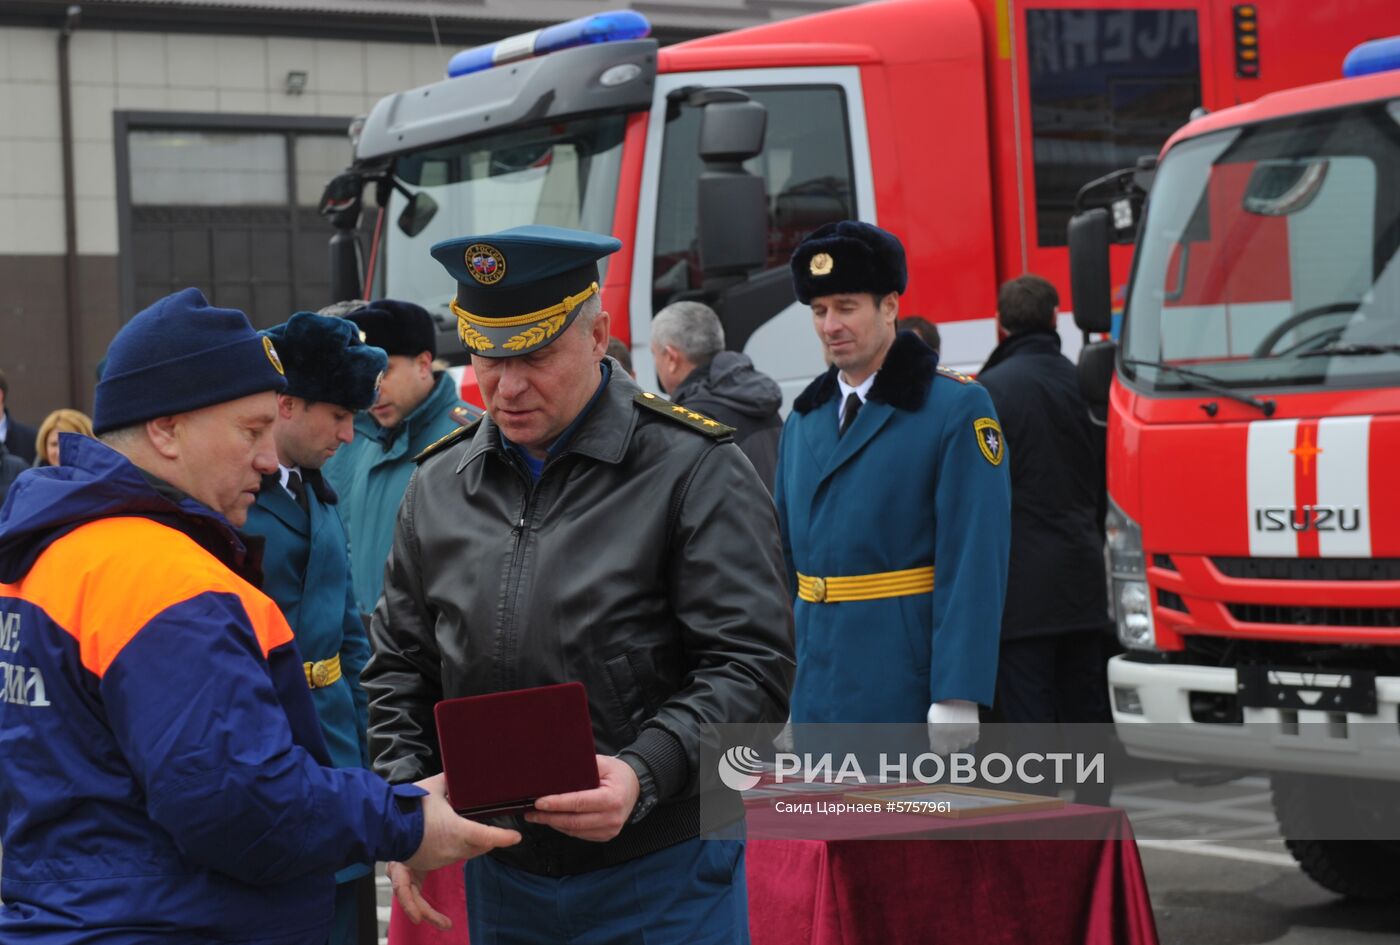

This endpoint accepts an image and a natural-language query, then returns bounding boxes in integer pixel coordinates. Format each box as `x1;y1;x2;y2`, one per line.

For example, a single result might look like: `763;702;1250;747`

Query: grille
1152;554;1177;571
1157;589;1187;611
1213;558;1400;581
1180;636;1400;673
1226;603;1400;628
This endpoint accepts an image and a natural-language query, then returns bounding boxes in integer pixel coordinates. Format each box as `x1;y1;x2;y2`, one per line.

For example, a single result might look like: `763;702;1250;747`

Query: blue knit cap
94;288;288;435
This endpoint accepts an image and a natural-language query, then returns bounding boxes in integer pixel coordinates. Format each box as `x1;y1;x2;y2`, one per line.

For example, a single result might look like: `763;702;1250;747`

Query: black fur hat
790;220;908;304
348;299;438;359
262;312;388;411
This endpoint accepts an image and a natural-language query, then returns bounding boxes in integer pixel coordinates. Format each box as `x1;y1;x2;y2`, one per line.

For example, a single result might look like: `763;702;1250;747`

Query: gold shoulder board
413;420;478;464
633;392;735;438
937;366;978;385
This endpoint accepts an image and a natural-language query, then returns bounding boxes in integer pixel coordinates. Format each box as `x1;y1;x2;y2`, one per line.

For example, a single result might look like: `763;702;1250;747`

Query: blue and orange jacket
0;436;425;944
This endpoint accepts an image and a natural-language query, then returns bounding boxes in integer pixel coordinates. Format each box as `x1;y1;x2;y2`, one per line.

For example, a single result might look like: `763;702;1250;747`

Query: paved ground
1120;771;1400;943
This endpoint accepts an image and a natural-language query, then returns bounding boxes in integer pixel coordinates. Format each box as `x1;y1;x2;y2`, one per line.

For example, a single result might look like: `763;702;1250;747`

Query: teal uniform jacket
323;373;471;615
245;469;373;884
774;332;1012;723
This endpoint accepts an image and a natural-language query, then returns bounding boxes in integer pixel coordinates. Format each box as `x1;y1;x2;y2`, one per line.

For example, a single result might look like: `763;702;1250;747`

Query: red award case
434;682;600;817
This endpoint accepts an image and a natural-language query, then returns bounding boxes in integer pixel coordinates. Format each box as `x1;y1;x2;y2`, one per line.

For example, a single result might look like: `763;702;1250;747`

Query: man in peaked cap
321;298;478;620
772;221;1012;751
242;312;389;945
363;225;794;942
0;288;518;944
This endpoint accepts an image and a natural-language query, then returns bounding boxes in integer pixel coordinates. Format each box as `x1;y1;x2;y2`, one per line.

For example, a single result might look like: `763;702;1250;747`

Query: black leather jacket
363;363;794;875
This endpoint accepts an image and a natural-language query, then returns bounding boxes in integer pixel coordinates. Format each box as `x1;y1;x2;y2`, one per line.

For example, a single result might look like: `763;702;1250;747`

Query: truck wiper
1297;342;1400;357
1122;358;1277;416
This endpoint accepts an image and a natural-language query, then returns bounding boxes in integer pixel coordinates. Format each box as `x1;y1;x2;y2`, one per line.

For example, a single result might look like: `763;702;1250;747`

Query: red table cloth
744;803;1158;945
388;804;1158;945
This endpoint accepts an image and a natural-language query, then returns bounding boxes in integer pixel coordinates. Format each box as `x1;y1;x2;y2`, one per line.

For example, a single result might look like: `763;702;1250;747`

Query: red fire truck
1069;39;1400;897
323;0;1400;402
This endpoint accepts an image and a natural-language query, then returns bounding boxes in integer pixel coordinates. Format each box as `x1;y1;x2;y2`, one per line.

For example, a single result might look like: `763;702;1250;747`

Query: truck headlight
1106;499;1157;651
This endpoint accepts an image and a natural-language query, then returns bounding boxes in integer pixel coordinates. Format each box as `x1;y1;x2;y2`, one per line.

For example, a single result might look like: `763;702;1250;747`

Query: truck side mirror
1068;208;1112;334
697;98;768;280
1078;340;1117;423
397;190;439;238
699;100;766;163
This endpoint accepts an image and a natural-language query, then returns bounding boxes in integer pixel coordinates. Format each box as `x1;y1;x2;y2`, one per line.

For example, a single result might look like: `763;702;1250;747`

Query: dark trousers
994;629;1116;805
465;838;749;945
997;628;1112;723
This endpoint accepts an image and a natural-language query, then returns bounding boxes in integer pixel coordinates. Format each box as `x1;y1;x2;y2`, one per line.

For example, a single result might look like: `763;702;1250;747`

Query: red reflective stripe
0;517;292;677
1293;420;1321;559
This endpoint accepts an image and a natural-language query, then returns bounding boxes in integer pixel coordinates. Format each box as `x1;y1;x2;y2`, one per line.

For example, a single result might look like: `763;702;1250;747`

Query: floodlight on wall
285;70;309;96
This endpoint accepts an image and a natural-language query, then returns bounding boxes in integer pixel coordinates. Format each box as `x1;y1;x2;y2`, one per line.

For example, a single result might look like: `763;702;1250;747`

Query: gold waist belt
304;654;343;689
796;566;935;603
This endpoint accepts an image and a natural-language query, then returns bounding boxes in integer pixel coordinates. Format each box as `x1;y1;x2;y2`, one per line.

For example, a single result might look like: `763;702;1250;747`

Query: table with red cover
387;802;1158;945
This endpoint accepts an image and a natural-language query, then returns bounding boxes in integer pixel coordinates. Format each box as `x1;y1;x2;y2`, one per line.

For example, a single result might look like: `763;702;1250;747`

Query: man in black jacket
0;441;25;504
365;227;794;942
978;275;1110;727
0;370;38;466
651;301;783;492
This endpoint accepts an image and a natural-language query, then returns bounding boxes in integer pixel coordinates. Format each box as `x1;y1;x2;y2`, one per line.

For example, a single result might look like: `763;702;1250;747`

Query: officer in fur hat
774;221;1011;752
321;298;480;620
364;225;793;942
243;311;389;945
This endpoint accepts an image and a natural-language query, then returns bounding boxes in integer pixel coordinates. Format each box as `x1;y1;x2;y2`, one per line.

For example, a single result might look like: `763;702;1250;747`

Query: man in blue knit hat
243;311;389;945
0;288;518;943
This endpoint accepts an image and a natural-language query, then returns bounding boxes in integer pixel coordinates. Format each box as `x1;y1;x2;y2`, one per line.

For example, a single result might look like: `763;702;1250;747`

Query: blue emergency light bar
1343;35;1400;79
447;11;651;78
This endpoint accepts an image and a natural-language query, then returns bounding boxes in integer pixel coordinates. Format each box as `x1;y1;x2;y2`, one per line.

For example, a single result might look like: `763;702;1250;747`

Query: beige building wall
0;25;459;417
0;0;862;419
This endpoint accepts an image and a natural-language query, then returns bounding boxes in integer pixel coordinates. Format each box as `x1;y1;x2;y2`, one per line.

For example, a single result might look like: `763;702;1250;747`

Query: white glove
926;699;980;755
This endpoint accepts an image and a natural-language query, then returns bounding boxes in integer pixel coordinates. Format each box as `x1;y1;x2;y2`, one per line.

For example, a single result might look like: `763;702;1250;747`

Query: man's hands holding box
525;754;641;841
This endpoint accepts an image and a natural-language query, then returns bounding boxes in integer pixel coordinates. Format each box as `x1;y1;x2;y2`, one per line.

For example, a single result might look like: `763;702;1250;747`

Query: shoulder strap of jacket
633;391;735;438
937;365;979;385
413;417;481;464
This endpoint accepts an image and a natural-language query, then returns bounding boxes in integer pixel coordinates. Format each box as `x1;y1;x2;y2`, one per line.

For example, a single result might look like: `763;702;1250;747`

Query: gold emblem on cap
503;313;567;352
263;336;284;375
464;243;506;286
810;252;834;276
459;323;495;351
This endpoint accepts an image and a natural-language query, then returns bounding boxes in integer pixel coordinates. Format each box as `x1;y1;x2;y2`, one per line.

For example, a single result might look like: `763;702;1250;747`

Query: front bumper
1109;654;1400;779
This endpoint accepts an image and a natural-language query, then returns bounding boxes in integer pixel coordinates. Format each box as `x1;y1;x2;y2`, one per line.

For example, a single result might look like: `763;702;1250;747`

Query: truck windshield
375;113;628;317
1123;99;1400;392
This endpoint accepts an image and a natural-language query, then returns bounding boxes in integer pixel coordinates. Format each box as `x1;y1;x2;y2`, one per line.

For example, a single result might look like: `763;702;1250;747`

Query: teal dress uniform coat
775;332;1012;723
244;468;372;886
323;373;469;615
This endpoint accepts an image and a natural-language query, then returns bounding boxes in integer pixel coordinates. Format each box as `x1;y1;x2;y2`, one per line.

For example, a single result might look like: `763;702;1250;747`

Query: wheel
1270;771;1400;899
